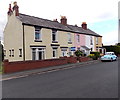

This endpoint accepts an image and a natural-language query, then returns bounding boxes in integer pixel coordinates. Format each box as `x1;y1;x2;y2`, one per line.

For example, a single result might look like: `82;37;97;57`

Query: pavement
2;59;100;81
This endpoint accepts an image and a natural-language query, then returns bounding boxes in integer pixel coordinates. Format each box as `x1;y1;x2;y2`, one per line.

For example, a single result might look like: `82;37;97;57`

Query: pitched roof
18;13;102;37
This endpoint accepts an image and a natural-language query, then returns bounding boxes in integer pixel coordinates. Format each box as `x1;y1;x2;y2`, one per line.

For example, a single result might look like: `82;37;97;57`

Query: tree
0;42;4;61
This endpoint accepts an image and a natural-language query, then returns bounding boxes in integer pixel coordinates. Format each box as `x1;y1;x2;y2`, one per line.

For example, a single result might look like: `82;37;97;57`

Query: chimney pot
81;22;87;30
60;16;67;25
13;1;19;16
7;4;13;16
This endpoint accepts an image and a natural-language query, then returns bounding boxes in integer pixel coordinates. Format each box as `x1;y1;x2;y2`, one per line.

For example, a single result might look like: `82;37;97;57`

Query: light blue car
101;52;117;62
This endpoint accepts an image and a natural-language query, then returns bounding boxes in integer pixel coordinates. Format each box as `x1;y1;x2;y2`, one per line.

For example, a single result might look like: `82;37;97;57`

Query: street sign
71;47;76;51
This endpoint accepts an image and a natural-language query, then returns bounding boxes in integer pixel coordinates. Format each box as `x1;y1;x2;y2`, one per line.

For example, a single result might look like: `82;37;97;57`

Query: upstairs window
52;29;57;42
90;36;93;45
96;37;98;45
68;33;72;43
76;34;80;43
35;27;42;41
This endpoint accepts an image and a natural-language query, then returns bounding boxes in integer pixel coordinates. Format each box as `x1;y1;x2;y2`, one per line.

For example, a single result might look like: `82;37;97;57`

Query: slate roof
18;13;102;37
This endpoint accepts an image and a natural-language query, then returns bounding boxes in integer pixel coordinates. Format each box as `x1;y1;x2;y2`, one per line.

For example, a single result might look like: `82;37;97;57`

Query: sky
0;0;119;45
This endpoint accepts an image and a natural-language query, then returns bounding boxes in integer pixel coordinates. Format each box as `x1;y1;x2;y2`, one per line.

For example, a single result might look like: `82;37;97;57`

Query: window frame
90;36;93;45
4;50;6;57
11;49;14;57
19;49;22;57
34;27;42;42
77;34;80;43
96;37;98;45
9;50;11;57
68;33;72;44
52;29;58;42
52;48;57;58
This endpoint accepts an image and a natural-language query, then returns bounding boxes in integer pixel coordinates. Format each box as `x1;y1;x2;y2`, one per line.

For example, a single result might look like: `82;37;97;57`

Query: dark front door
38;51;42;60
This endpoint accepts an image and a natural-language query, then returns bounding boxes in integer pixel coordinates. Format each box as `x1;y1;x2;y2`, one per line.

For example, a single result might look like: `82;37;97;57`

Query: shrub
89;52;100;60
74;50;83;57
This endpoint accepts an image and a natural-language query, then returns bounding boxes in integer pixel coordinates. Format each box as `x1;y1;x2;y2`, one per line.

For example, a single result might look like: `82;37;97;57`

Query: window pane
35;32;40;40
19;49;22;57
68;33;71;42
35;27;41;40
52;34;56;41
32;48;36;60
52;29;57;41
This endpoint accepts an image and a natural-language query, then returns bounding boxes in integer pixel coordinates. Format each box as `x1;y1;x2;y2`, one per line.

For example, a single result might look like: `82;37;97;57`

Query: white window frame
11;49;14;57
9;50;11;57
96;37;98;44
52;48;57;58
77;34;80;43
19;49;22;57
31;47;46;60
34;27;42;41
90;36;93;45
68;33;72;42
52;29;58;42
4;50;6;57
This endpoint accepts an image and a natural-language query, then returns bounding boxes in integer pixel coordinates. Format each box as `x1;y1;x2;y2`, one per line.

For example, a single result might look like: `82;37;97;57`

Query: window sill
34;40;42;42
52;41;58;43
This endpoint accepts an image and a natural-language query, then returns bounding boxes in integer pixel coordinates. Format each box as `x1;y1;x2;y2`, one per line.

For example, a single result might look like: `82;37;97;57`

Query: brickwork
3;57;91;73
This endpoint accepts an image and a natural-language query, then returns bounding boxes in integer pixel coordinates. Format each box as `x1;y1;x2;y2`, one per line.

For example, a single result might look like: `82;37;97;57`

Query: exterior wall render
4;14;23;62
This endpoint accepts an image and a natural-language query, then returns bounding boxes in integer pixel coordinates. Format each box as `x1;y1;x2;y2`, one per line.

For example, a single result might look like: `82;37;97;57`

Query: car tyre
111;58;113;62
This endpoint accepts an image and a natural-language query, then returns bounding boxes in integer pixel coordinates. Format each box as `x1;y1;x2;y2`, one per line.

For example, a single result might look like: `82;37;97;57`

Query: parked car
101;52;117;62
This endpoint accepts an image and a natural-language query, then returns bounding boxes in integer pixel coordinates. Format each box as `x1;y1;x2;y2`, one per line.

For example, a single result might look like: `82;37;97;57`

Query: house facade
4;2;103;62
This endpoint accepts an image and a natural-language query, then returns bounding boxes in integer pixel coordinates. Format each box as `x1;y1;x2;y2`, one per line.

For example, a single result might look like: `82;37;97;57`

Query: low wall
79;57;92;62
3;56;91;73
3;58;68;73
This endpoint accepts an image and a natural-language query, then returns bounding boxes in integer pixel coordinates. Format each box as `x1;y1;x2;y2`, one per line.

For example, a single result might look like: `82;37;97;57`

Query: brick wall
3;56;91;73
79;57;92;62
3;58;68;73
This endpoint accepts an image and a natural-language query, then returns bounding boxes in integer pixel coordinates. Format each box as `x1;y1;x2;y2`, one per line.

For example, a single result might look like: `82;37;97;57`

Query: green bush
74;50;83;57
90;52;100;60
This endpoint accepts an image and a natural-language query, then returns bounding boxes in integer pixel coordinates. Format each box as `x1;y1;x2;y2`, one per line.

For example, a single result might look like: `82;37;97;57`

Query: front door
38;51;42;60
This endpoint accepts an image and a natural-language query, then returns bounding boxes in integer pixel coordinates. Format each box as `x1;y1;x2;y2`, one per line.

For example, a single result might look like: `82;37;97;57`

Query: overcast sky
0;0;119;45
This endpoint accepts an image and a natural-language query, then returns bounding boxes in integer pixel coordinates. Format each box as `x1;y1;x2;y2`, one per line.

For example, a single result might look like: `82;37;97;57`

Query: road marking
1;61;100;81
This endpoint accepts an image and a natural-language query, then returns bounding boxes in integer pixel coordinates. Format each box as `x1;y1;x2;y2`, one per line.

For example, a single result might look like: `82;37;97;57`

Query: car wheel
111;58;113;62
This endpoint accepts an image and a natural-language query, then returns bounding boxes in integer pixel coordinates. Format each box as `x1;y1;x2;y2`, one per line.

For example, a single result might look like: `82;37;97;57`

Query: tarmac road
2;59;118;98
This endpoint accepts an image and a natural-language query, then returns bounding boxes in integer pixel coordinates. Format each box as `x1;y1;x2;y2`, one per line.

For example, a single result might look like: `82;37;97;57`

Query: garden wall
3;56;91;73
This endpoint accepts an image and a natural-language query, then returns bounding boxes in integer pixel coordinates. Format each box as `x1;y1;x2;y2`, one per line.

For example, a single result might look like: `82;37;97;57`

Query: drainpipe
22;24;25;61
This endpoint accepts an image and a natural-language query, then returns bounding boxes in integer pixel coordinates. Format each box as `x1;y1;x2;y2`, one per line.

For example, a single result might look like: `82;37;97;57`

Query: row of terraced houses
4;2;104;62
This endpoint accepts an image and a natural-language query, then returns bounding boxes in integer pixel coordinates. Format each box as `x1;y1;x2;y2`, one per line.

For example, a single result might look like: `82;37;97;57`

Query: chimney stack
81;22;87;30
7;4;13;16
60;16;67;25
12;1;19;16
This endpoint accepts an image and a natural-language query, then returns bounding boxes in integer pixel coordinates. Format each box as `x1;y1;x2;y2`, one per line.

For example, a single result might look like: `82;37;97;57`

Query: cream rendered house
4;2;103;62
